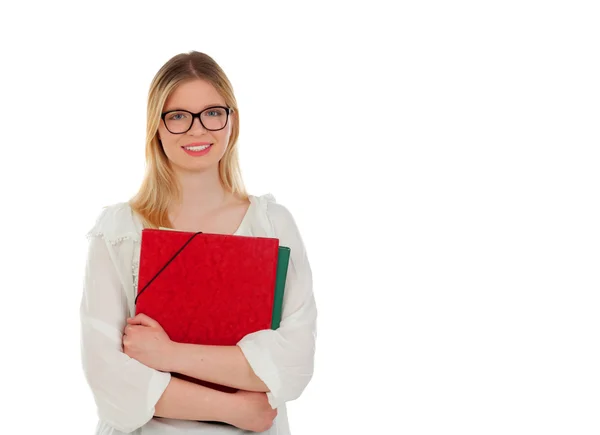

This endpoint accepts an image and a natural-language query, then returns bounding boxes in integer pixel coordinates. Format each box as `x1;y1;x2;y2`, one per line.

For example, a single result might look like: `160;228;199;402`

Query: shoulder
251;193;305;246
250;193;295;229
86;201;142;244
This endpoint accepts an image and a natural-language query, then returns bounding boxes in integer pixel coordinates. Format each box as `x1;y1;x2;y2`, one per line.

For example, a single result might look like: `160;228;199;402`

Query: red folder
135;229;281;346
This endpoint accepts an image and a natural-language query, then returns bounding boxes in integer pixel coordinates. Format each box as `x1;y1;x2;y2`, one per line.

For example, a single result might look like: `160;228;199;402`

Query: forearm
154;376;239;422
171;343;269;392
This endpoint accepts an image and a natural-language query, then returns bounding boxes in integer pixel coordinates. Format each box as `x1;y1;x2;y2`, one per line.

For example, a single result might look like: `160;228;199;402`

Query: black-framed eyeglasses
161;106;233;134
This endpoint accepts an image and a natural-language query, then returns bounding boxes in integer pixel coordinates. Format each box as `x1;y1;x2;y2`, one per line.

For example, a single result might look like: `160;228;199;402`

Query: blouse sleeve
80;207;171;433
237;201;317;409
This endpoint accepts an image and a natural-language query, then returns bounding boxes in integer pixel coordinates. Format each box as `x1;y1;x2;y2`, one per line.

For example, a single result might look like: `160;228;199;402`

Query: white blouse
79;193;317;435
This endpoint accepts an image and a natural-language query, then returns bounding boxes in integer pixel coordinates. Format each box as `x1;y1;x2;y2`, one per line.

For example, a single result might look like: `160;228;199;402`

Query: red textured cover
136;229;280;347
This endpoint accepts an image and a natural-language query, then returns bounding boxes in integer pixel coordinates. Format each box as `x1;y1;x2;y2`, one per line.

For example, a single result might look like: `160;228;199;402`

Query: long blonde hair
130;51;248;229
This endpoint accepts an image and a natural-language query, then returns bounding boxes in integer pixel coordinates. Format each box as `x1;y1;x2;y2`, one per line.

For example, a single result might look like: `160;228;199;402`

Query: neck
171;165;230;214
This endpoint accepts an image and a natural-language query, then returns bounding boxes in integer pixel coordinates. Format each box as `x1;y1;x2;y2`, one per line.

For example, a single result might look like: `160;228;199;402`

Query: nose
189;115;207;134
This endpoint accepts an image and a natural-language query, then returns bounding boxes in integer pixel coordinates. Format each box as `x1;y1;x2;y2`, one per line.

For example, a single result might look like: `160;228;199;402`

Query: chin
181;161;220;173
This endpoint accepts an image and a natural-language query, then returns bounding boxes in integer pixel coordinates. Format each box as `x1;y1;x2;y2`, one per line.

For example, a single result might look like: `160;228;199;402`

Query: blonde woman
80;51;317;435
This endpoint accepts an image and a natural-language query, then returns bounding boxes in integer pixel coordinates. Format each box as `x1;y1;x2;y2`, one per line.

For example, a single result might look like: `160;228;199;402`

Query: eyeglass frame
160;106;234;134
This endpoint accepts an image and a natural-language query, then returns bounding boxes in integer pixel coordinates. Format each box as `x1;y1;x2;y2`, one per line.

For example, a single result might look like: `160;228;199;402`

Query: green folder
272;246;290;330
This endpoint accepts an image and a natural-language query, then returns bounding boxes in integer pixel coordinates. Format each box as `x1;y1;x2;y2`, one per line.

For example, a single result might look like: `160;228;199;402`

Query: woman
80;51;317;434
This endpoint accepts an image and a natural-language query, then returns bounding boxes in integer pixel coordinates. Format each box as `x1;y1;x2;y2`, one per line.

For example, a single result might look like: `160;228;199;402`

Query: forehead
164;79;225;111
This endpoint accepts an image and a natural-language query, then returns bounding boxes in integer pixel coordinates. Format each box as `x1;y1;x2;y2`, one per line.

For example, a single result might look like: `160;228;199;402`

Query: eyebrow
163;103;226;113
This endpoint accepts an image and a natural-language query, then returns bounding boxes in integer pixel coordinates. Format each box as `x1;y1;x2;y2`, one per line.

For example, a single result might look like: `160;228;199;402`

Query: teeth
184;144;211;151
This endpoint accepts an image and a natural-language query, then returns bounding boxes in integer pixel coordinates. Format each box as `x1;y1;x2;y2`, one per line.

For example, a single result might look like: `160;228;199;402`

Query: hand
122;313;176;372
226;390;278;433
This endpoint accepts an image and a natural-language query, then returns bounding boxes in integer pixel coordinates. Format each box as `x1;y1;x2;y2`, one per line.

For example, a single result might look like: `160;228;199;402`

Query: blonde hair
130;51;248;229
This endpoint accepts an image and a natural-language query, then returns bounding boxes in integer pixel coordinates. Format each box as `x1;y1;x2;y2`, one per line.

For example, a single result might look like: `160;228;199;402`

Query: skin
122;79;276;432
158;78;251;234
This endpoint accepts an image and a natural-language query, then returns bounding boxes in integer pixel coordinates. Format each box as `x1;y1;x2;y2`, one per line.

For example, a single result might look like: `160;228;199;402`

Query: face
157;79;234;173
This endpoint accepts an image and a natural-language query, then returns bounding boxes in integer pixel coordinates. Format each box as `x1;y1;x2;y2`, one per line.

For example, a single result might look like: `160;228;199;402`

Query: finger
128;313;160;328
124;325;144;337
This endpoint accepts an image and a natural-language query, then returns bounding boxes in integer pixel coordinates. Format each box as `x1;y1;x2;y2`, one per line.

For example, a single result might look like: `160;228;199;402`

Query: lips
183;143;213;151
181;142;214;157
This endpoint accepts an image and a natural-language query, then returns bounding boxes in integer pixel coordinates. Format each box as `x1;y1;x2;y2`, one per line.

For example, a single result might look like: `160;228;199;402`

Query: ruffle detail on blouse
85;202;141;245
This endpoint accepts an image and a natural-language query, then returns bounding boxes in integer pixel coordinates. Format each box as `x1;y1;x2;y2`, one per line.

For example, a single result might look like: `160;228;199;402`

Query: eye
167;111;189;120
204;108;224;117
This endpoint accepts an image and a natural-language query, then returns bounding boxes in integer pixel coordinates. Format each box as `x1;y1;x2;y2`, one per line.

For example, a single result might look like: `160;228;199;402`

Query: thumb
128;313;160;328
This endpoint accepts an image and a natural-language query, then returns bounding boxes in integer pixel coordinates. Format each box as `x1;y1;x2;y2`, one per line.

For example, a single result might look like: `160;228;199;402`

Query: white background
0;1;599;434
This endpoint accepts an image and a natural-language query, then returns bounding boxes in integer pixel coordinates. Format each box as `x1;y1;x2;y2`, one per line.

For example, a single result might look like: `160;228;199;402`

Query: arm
122;313;268;392
169;343;270;392
80;231;246;431
155;376;277;433
237;202;317;409
160;201;317;409
153;376;237;421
